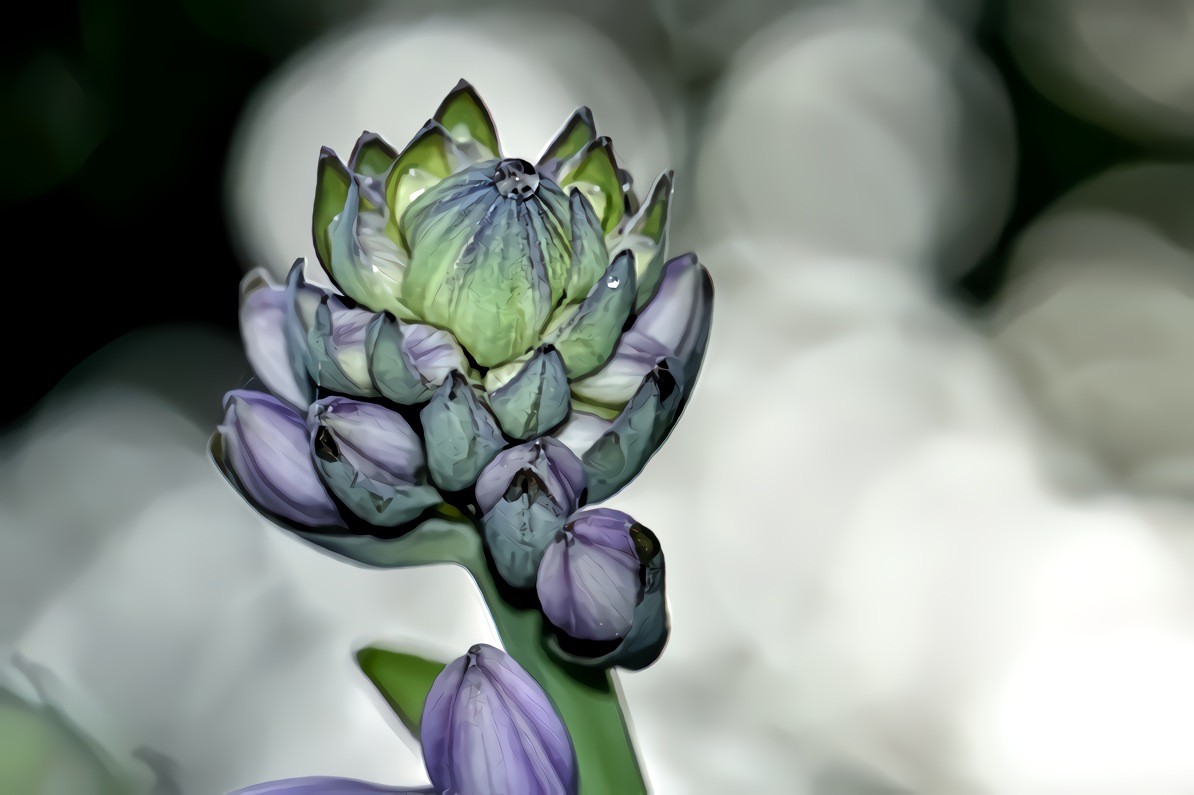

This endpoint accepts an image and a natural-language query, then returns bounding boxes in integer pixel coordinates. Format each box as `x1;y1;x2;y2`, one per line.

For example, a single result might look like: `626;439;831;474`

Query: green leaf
0;689;129;794
357;647;447;737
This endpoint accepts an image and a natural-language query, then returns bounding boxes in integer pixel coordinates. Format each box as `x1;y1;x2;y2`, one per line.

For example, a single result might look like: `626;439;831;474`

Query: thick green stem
292;517;648;794
463;555;648;795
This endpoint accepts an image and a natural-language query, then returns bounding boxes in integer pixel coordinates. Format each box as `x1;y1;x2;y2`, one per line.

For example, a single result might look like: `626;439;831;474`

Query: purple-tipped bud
309;397;441;527
474;439;586;588
218;391;344;528
421;644;577;795
536;509;642;642
570;253;712;407
239;269;313;410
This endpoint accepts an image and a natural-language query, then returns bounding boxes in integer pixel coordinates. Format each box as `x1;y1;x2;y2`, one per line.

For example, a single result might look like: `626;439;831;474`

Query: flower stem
291;517;648;793
463;554;648;795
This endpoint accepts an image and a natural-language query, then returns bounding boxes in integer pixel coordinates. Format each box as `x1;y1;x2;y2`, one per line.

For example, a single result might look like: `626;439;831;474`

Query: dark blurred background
7;1;1194;793
0;0;1171;422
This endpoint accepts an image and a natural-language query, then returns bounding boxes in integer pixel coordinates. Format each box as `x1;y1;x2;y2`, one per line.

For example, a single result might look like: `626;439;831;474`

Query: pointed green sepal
538;106;596;177
385;120;457;238
420;372;506;491
312;147;352;271
565;188;609;301
557;136;624;235
549;251;637;378
348;131;399;180
434;79;500;161
365;313;468;405
618;170;674;308
488;345;571;439
582;358;685;502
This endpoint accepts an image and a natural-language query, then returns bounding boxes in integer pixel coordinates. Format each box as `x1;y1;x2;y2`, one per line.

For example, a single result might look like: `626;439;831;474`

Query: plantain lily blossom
232;645;574;795
475;438;586;589
537;509;668;672
221;79;710;513
214;79;713;793
217;390;345;529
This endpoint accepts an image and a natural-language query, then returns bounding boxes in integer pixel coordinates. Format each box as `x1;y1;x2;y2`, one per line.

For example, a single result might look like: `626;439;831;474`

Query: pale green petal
366;314;467;404
420;372;506;491
556;136;624;235
349;131;399;180
537;106;596;177
565;188;609;302
548;251;637;378
401;163;573;366
434;79;500;161
607;171;673;309
385;120;456;239
325;176;408;316
313;148;351;272
488;346;570;439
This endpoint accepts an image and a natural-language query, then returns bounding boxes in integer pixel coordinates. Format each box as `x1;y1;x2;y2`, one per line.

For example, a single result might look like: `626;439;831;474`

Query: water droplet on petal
494;158;540;200
606;276;621;289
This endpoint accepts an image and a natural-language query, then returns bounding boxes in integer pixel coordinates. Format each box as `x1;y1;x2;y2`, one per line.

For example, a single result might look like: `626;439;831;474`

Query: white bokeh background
6;1;1194;793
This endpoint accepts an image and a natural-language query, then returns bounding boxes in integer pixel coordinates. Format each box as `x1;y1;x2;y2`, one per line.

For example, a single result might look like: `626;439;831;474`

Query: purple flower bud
474;439;585;516
474;439;586;588
536;509;642;642
239;269;313;410
217;390;344;528
309;397;441;527
421;644;576;795
570;253;712;407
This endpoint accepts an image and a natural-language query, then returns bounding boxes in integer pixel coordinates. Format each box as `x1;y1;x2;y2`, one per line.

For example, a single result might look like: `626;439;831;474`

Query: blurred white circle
1006;0;1194;144
227;7;680;279
695;4;1015;279
991;163;1194;497
652;0;986;70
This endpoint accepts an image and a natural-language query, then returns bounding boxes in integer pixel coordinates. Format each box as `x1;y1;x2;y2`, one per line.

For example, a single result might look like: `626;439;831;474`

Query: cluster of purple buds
213;79;712;794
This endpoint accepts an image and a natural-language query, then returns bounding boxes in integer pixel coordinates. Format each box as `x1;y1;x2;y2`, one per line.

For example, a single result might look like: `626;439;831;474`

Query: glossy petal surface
488;346;571;439
421;644;576;795
420;373;506;492
476;439;586;588
536;509;642;642
309;398;440;526
366;314;467;405
218;390;344;528
239;269;312;409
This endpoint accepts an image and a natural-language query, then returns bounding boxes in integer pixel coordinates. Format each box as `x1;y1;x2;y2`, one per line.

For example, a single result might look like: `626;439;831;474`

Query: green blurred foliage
0;688;131;795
